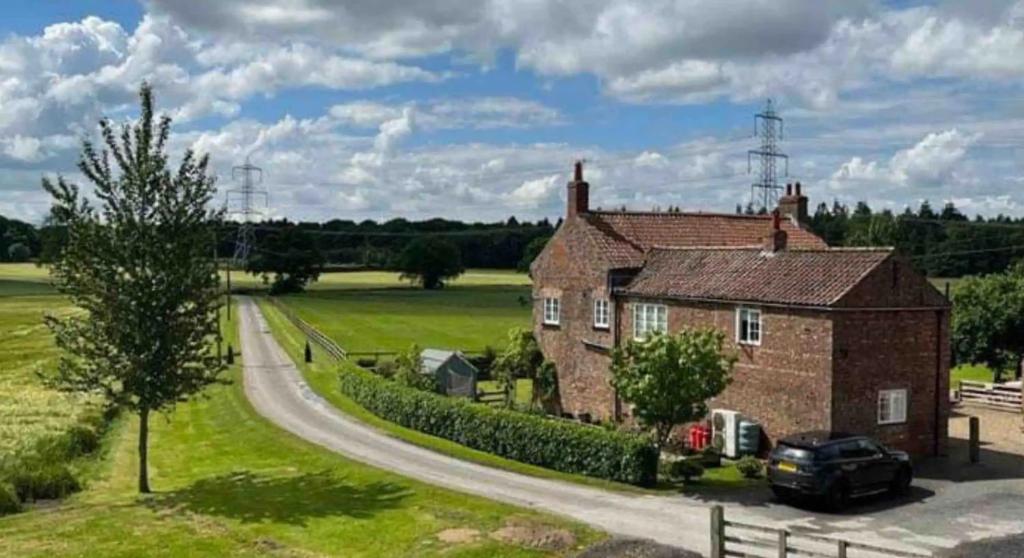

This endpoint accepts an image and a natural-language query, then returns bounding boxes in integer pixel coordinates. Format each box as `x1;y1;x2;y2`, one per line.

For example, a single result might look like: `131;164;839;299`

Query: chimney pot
786;183;793;196
574;160;583;182
764;210;787;253
795;182;802;196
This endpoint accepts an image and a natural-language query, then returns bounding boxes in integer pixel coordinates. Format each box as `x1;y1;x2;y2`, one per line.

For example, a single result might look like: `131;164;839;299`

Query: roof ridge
591;210;770;220
647;245;894;254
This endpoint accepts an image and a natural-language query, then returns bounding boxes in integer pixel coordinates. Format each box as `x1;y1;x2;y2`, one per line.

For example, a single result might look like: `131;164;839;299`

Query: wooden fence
476;389;506;406
710;506;930;558
957;380;1022;411
266;298;347;362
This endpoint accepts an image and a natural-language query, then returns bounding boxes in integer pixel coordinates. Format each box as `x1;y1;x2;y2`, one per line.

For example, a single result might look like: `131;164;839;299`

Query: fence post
837;540;847;558
305;340;313;363
969;416;980;464
777;529;787;557
709;505;724;558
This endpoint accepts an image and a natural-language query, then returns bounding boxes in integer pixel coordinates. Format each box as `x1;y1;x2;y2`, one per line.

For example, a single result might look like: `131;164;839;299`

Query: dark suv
767;431;913;510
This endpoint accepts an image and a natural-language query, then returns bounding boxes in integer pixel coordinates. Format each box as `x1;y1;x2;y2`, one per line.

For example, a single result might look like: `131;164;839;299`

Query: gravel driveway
236;296;1023;556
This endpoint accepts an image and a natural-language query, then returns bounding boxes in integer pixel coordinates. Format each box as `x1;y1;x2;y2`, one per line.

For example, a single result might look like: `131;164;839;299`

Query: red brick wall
531;219;618;420
831;309;950;457
618;298;835;442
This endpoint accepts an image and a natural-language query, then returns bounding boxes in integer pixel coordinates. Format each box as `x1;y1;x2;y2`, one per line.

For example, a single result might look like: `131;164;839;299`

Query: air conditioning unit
711;409;742;458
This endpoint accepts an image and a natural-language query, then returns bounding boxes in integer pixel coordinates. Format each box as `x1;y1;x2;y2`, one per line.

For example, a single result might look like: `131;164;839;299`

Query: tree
611;330;735;449
492;328;559;412
393;343;437;392
517;236;550;272
951;264;1024;381
41;84;226;493
246;225;325;294
396;236;464;289
7;242;31;262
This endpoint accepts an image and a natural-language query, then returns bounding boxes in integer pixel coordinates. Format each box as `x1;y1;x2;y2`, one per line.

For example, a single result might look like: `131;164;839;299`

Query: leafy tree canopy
951;263;1024;381
396;236;464;289
611;329;735;449
493;328;559;412
41;83;226;493
246;224;325;295
517;235;550;273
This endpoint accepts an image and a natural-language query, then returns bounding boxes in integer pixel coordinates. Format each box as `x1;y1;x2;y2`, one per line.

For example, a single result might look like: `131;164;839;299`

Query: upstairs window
633;303;667;339
594;298;610;329
543;297;560;326
736;307;762;346
878;389;908;425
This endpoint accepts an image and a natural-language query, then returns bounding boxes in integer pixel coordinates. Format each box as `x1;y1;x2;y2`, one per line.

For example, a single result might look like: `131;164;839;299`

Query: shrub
356;357;378;369
666;459;704;482
0;483;21;516
9;464;81;502
338;365;659;485
736;455;763;479
700;446;722;468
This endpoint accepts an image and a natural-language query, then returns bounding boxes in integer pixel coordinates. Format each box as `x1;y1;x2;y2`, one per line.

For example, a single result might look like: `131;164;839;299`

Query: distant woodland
5;199;1024;278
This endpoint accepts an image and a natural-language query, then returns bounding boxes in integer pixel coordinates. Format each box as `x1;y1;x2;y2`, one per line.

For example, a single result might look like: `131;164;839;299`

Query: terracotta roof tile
579;211;826;267
619;247;894;307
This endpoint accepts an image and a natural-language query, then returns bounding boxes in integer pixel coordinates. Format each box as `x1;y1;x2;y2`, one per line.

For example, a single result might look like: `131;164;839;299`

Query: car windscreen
773;444;814;462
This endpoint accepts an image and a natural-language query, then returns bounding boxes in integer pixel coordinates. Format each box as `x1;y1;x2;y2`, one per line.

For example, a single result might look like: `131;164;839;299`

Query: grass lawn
277;281;532;353
0;303;602;557
951;363;995;386
0;280;100;456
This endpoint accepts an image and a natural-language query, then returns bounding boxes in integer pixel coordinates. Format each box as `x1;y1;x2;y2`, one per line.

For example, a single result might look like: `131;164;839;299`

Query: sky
1;0;1023;224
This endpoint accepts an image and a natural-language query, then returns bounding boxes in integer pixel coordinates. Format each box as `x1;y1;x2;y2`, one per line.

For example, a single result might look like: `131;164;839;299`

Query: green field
276;272;532;353
0;277;100;456
0;302;601;557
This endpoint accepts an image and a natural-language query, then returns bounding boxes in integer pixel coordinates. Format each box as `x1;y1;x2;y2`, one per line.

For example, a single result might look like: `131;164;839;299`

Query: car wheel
825;481;849;512
890;467;912;496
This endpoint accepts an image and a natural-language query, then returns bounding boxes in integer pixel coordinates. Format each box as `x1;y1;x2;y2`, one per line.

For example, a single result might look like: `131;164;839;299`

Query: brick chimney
566;160;589;220
763;210;788;253
778;181;808;223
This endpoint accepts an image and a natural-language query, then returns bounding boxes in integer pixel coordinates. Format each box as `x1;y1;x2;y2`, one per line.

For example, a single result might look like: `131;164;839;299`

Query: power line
908;244;1024;260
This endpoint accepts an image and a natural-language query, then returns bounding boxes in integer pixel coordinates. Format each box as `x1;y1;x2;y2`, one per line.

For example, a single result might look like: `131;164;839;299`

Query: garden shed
421;349;478;398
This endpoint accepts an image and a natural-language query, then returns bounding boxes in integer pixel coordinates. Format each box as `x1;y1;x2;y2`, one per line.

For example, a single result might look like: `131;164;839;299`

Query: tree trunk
138;407;151;493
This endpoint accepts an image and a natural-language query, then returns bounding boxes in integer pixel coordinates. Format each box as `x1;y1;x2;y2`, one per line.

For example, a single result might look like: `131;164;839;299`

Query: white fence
957;380;1022;411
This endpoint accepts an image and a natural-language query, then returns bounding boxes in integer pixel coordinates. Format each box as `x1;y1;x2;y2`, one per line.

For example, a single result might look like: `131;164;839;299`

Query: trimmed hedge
338;365;659;486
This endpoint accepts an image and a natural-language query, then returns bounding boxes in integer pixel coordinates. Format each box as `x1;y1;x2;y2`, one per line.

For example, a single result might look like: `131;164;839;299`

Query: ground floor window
878;389;908;425
543;297;560;325
632;303;667;339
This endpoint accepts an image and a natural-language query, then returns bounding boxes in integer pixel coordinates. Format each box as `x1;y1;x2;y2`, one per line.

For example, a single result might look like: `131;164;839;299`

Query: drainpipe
610;273;622;421
933;309;943;457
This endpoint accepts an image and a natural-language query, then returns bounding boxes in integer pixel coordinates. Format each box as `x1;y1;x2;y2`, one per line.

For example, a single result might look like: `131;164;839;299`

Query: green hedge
338;365;659;486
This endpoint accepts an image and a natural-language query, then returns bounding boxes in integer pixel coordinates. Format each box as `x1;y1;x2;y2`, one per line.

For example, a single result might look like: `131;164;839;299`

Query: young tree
41;84;226;493
952;264;1024;381
7;242;31;262
492;328;559;412
396;236;464;289
393;343;437;392
611;329;735;449
245;224;325;294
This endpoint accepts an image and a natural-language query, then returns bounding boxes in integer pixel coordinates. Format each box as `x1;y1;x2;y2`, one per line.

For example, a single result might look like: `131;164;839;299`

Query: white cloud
328;97;564;130
829;129;981;191
506;174;561;206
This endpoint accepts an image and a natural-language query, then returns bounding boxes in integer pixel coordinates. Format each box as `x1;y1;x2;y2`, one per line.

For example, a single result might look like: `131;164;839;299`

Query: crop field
276;270;533;353
0;269;100;457
0;305;601;557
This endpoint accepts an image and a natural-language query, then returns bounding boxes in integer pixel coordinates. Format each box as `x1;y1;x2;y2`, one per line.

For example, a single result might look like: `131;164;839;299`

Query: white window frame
736;307;762;346
543;297;560;326
593;298;610;329
632;303;667;340
878;389;908;425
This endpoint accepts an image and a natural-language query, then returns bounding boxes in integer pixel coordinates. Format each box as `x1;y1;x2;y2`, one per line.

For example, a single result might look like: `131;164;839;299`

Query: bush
700;446;722;468
356;357;378;369
9;464;81;502
736;455;763;479
338;365;659;485
0;483;21;516
666;459;704;482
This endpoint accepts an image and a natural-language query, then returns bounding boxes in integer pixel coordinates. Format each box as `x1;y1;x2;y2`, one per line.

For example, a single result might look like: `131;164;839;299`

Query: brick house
530;163;950;456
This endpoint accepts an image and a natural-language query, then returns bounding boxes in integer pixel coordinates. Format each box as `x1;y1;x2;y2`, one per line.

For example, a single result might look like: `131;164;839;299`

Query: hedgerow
338;365;659;486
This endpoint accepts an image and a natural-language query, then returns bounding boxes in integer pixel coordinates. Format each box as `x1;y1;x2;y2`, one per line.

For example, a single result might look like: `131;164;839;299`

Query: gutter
615;292;949;313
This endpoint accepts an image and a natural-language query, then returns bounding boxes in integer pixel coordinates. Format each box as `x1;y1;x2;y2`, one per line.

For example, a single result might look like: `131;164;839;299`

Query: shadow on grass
148;469;411;525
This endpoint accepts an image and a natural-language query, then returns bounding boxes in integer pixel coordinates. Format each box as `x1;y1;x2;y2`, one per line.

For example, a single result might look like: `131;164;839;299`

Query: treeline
803;200;1024;278
0;215;41;262
227;216;557;270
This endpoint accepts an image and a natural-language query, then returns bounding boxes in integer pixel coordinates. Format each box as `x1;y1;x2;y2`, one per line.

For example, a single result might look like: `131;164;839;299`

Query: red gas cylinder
688;425;700;450
701;424;712;448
